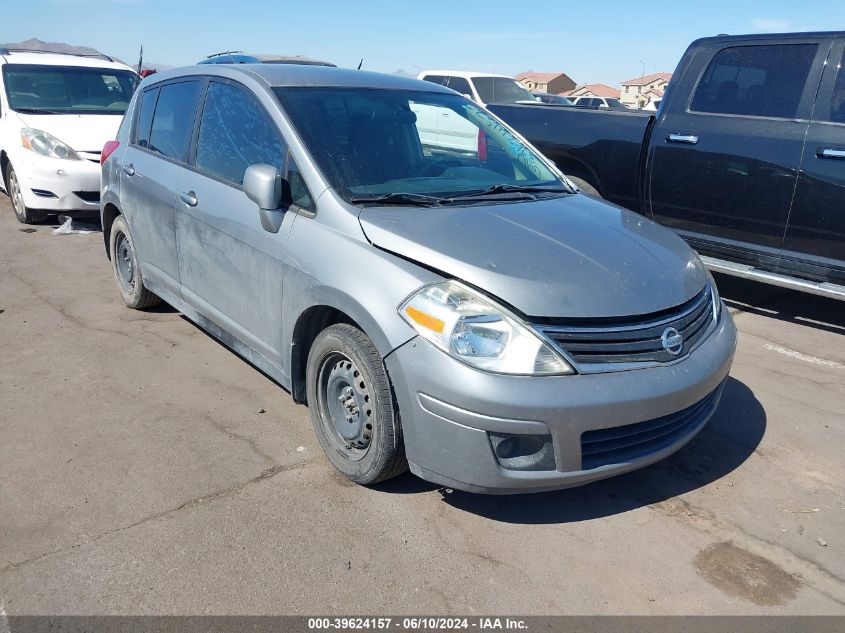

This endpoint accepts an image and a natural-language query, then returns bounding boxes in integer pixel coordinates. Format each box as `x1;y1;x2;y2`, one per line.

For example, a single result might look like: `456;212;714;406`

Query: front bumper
14;153;101;214
385;308;737;494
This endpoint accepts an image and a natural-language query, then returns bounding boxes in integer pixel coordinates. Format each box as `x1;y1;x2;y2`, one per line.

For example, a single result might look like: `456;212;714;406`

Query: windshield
472;77;535;104
273;87;564;202
3;64;137;114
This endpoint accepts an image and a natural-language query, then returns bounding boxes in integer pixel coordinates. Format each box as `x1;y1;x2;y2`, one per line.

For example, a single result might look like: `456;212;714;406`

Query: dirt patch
694;541;800;606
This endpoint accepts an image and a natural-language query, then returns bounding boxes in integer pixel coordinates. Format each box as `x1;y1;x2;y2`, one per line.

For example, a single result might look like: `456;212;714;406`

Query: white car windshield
3;64;137;114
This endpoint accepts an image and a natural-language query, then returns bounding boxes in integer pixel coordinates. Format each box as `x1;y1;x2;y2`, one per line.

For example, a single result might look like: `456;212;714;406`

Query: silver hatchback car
101;64;737;494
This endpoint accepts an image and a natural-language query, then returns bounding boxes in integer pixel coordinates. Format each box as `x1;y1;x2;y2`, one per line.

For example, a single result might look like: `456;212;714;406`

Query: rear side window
134;87;159;148
195;81;287;186
148;81;201;162
691;44;817;119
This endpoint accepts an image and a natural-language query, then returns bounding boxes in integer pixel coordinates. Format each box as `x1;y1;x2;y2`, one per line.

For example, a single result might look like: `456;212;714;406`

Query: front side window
605;98;623;108
2;64;137;114
472;77;535;104
690;44;817;118
273;87;563;202
195;81;287;186
148;81;201;162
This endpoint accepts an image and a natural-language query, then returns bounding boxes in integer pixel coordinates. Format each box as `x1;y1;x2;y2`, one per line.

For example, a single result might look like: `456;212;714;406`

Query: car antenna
357;58;364;70
137;45;143;75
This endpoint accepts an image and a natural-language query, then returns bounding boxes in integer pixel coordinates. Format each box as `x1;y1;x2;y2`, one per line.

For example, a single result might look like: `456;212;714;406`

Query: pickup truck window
827;48;845;124
690;44;817;119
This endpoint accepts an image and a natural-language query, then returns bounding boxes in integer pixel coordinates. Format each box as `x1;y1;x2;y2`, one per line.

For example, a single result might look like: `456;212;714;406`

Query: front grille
73;191;100;203
537;286;715;371
580;383;723;470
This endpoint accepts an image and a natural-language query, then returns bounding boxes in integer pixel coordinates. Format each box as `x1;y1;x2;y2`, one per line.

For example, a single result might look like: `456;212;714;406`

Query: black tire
109;215;161;309
306;323;408;485
5;165;48;224
567;176;602;199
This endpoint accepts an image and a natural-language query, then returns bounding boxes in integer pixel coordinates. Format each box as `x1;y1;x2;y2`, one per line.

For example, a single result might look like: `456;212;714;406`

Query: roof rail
0;48;116;62
205;50;245;59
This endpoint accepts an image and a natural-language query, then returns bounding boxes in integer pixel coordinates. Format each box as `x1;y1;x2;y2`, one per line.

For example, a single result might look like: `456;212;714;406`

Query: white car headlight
21;128;81;161
399;281;573;375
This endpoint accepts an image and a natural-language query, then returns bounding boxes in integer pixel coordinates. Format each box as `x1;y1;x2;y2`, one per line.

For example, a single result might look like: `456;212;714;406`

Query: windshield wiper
350;192;444;207
12;108;66;114
445;184;571;201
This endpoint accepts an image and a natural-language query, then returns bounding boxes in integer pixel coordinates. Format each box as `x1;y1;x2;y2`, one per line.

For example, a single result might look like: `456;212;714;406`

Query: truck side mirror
244;163;287;233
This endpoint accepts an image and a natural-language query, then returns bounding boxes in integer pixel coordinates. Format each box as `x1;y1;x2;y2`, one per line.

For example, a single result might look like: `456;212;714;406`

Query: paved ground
0;196;843;616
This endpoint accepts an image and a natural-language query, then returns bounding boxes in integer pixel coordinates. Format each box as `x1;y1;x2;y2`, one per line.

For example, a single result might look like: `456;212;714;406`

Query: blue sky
3;0;845;86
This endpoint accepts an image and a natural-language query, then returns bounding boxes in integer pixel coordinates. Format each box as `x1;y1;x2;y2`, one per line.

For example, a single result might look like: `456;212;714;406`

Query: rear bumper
384;307;736;494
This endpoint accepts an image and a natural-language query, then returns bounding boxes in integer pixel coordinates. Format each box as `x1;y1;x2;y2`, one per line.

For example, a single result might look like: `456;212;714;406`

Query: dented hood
359;195;708;319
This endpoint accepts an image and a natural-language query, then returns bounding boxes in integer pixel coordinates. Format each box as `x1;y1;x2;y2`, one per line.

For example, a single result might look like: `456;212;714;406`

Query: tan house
515;71;576;95
620;72;671;108
563;83;620;99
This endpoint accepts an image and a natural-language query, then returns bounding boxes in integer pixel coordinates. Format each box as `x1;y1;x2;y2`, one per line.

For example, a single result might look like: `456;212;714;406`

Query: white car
571;96;627;110
0;48;138;223
417;70;538;107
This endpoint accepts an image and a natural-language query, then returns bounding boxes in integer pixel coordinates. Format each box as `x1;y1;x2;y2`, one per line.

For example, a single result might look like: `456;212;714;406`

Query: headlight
21;128;80;160
399;281;573;375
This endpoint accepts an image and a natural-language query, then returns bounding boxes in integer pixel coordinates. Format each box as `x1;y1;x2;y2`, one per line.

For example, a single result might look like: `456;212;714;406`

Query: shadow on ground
378;377;765;524
714;272;845;336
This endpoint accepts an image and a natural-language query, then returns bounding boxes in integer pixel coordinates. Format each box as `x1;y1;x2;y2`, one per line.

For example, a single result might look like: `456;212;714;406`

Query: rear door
176;79;310;370
782;39;845;285
120;79;202;297
647;39;828;268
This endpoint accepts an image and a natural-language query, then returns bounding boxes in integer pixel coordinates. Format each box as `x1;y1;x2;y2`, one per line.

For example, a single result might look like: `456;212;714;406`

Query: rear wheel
6;165;47;224
109;215;161;309
306;323;408;485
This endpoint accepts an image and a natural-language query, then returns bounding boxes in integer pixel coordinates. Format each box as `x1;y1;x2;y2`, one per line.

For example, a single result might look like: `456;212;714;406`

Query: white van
0;48;137;223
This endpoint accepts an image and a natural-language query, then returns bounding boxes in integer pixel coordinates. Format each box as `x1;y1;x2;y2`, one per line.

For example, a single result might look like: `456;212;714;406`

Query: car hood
14;112;123;153
359;195;708;318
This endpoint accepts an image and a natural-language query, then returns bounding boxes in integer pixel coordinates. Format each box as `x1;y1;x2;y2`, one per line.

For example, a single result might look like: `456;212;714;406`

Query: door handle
667;134;699;144
179;191;198;207
817;147;845;160
122;163;135;176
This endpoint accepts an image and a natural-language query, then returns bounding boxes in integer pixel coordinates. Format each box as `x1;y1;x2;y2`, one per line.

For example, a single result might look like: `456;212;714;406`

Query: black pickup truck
489;32;845;300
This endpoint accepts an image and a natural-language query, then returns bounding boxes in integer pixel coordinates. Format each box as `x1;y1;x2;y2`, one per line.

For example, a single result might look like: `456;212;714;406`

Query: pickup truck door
781;39;845;285
647;40;828;266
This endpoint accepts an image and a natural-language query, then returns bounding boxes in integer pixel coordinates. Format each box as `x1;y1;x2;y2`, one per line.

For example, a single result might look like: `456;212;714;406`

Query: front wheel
6;165;47;224
109;215;161;309
306;323;408;485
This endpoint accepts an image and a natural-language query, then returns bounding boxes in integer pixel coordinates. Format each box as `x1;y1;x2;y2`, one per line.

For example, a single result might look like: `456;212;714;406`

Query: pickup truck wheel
307;323;408;485
568;176;602;199
6;165;47;224
109;215;161;309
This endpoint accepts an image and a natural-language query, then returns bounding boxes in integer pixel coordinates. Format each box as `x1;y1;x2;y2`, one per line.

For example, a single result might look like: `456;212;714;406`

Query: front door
647;40;827;268
120;80;202;297
782;39;845;285
175;79;299;370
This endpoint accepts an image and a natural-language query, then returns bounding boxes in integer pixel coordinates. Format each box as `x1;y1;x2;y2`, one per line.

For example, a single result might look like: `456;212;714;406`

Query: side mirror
244;163;286;233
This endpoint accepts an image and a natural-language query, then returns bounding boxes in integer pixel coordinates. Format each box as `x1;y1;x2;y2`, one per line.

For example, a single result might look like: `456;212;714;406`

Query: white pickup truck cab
0;48;137;223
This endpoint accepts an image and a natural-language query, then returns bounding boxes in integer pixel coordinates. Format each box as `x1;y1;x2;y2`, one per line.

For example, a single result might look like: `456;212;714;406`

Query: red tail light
477;130;487;162
101;140;120;165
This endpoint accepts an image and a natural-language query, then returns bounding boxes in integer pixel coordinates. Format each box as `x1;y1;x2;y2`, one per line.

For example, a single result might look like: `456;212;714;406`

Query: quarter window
134;87;159;148
148;81;201;161
195;82;287;186
690;44;817;119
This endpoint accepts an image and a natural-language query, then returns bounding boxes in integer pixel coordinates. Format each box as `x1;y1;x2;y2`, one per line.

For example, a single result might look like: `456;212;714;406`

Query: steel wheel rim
115;232;136;294
9;171;25;218
316;351;373;461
